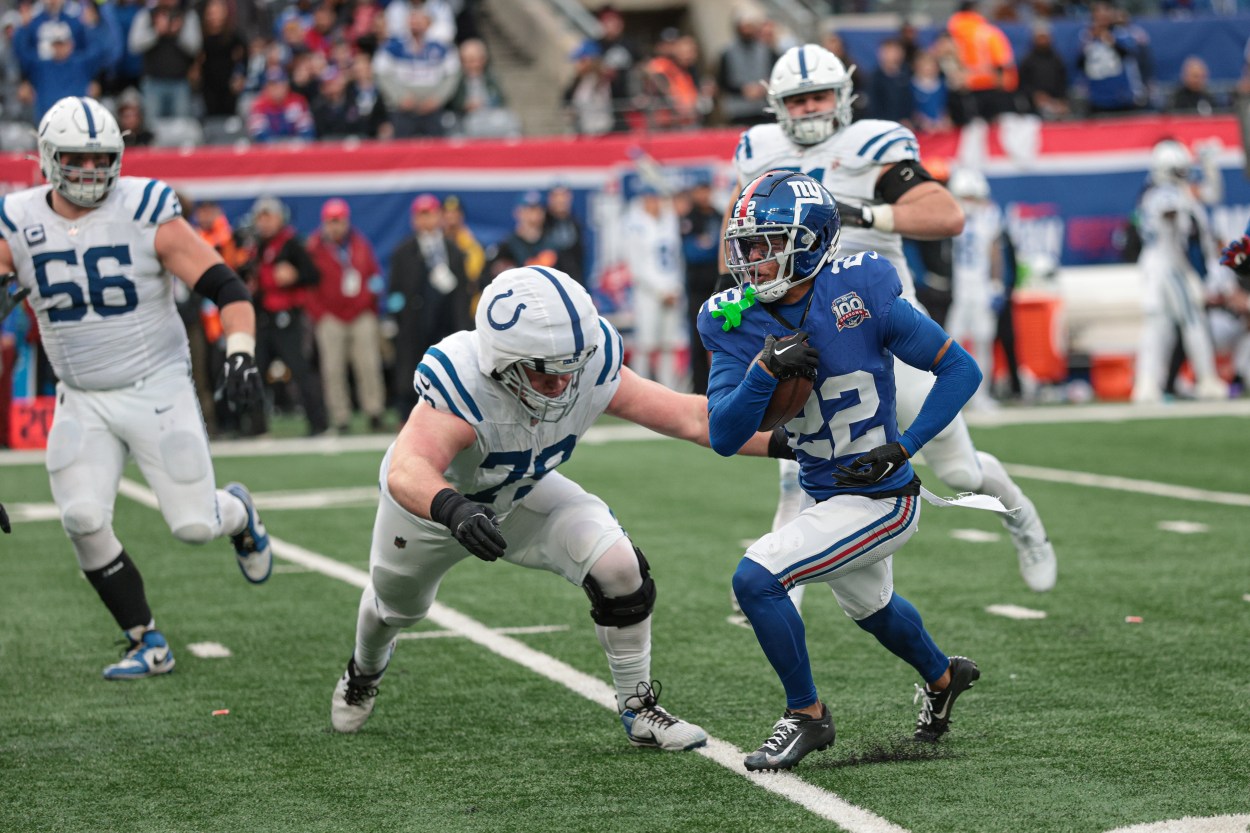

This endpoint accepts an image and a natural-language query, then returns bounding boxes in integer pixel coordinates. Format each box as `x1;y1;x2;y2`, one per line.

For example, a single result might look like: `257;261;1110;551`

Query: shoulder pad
838;120;920;164
122;177;183;227
591;316;625;387
415;335;487;425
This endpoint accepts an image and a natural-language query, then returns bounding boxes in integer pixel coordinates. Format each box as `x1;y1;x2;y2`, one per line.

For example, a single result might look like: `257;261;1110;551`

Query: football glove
430;488;507;562
760;330;819;380
1219;236;1250;277
835;199;874;228
0;501;10;534
222;352;264;413
0;273;30;320
834;442;910;488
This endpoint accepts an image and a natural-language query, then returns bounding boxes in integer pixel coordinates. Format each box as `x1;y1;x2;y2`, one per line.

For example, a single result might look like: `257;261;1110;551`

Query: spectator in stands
0;10;27;122
449;37;518;137
1169;56;1220;115
104;0;147;97
868;38;914;124
544;184;586;287
248;67;316;142
387;193;471;421
373;7;460;137
596;5;639;127
349;56;393;139
485;190;556;280
947;0;1019;122
717;7;776;127
1077;1;1148;113
129;0;202;119
931;31;972;126
563;39;616;136
240;195;329;436
304;2;342;60
13;16;108;121
289;50;323;104
197;0;247;118
313;64;363;137
911;49;951;134
306;198;388;434
821;27;868;122
638;30;706;130
1019;20;1070;121
678;171;719;395
898;19;922;67
117;90;155;147
441;194;484;310
384;0;456;46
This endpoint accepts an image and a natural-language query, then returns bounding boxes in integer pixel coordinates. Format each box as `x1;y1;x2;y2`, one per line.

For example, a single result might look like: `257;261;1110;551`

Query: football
751;347;815;430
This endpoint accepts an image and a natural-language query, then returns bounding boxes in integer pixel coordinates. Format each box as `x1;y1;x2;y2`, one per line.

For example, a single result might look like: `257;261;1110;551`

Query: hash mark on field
950;529;1002;543
985;604;1047;620
399;625;570;640
1156;520;1210;534
186;642;233;658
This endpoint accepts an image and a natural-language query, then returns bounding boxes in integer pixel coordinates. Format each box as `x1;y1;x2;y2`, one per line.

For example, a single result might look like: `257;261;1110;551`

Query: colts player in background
725;44;1056;597
0;97;271;680
701;171;982;772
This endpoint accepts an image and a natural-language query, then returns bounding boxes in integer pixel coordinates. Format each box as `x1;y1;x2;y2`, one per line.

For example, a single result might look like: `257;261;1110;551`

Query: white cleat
331;658;385;733
620;681;708;751
1003;495;1057;592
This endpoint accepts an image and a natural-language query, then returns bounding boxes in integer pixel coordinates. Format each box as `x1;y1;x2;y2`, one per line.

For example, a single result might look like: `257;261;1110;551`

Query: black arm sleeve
875;159;938;205
192;262;251;307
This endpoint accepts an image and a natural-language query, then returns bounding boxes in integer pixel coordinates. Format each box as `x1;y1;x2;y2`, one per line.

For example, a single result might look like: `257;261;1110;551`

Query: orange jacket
947;11;1017;93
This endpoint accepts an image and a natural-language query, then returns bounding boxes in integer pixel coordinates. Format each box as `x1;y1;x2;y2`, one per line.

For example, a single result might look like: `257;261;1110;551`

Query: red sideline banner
8;396;54;450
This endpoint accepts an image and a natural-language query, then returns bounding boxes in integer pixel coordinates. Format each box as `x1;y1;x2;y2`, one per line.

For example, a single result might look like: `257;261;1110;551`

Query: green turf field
1;405;1247;833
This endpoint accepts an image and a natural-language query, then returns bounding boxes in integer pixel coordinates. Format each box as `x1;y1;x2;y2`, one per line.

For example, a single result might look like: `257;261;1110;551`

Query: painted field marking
950;529;1002;543
1003;464;1250;508
186;642;233;659
985;604;1048;620
1156;521;1210;534
398;624;570;640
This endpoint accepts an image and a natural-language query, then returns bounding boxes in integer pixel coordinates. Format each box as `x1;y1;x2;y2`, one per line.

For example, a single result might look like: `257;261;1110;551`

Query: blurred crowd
2;0;1250;149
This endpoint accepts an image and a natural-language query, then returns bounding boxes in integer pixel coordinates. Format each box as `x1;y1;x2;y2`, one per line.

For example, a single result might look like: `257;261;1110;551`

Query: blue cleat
225;482;272;584
103;629;175;680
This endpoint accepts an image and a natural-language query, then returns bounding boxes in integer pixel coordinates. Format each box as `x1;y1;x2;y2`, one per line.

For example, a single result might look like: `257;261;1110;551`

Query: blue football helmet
725;170;841;303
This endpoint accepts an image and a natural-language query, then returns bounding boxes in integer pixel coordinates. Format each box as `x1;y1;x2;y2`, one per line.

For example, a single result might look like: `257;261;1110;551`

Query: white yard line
114;476;904;833
1002;464;1250;508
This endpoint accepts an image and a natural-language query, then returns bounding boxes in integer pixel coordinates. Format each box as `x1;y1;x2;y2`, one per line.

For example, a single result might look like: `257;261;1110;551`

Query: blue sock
855;593;949;685
733;558;817;710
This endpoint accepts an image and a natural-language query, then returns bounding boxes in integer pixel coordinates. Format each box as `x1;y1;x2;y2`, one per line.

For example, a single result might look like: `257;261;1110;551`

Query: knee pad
159;431;210;484
172;522;214;545
732;557;785;608
930;449;983;493
62;501;107;538
582;545;655;627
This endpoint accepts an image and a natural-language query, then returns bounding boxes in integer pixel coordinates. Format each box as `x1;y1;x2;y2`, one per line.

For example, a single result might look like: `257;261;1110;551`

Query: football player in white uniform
330;265;782;750
0;97;272;680
725;45;1056;595
623;183;686;390
946;168;1004;411
1130;140;1227;403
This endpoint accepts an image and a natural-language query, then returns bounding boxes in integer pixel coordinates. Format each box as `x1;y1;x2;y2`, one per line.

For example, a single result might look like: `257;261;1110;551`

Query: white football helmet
766;44;856;146
38;96;124;208
948;168;991;201
1149;140;1194;185
476;266;601;422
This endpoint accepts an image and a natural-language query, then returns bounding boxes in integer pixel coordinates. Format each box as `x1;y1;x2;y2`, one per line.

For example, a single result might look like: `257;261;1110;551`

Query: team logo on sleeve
23;225;45;246
832;291;871;330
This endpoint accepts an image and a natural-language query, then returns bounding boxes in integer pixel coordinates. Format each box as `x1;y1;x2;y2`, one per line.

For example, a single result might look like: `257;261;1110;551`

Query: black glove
0;501;10;534
767;426;795;460
834;442;910;488
835;200;874;229
0;273;30;320
760;330;819;380
221;352;264;413
430;488;507;562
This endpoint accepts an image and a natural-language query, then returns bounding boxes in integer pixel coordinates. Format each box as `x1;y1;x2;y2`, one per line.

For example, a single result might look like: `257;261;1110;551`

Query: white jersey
952;200;1003;304
733;119;921;298
622;202;684;296
409;321;626;517
1137;182;1201;272
0;177;189;390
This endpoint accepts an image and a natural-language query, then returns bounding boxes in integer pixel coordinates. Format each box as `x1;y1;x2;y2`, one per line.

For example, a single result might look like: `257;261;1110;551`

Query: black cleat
743;703;836;771
914;656;980;742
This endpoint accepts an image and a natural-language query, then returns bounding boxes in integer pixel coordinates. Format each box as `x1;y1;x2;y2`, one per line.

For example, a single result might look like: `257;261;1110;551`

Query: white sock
596;618;652;711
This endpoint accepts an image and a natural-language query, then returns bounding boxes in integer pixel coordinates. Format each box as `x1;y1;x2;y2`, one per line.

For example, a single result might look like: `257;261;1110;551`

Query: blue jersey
699;252;979;501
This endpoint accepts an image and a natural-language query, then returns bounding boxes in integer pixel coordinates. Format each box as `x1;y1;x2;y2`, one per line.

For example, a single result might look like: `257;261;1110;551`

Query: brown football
752;350;815;431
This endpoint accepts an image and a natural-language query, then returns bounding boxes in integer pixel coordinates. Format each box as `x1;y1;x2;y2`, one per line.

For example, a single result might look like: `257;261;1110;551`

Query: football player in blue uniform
700;171;982;771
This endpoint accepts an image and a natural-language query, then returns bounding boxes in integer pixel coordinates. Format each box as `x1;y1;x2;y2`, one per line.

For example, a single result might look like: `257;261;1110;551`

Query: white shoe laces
762;716;800;751
914;684;936;725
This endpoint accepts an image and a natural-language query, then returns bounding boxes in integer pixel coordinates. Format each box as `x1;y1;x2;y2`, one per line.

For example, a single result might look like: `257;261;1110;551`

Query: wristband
225;332;256;357
871;203;895;234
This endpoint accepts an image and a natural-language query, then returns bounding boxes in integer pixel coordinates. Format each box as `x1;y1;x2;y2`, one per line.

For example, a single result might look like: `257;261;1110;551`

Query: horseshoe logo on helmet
486;289;526;330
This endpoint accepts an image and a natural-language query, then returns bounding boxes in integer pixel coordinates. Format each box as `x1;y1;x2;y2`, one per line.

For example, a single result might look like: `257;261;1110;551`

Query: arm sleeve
885;298;981;456
706;353;777;457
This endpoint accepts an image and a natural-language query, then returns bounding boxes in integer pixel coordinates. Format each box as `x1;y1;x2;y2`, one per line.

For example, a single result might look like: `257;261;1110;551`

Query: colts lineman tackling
0;97;270;679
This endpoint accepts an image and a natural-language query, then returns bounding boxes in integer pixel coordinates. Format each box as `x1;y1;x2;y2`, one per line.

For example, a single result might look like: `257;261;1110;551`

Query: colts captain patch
832;291;871;331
